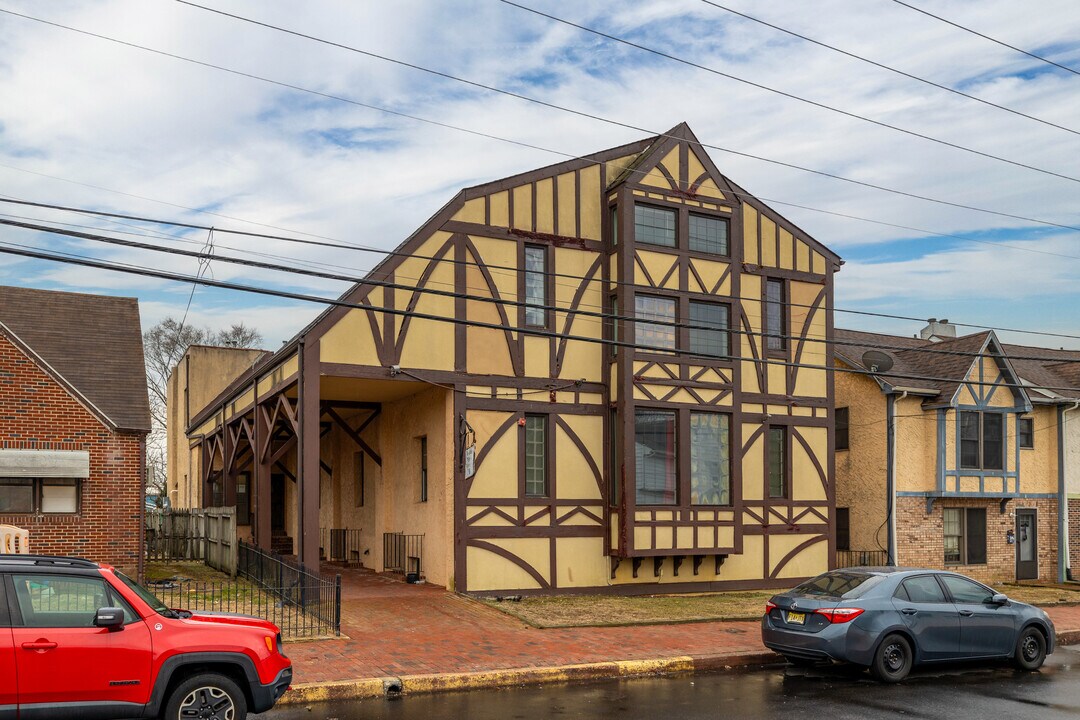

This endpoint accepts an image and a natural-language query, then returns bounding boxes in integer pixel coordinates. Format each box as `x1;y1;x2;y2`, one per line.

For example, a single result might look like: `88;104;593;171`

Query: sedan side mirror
94;607;125;629
990;593;1009;606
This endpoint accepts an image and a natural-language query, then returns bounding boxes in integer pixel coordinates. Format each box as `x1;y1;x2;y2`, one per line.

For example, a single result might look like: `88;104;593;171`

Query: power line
889;0;1080;78
8;215;1080;370
495;0;1080;185
7;237;1080;394
698;0;1080;137
4;6;1080;237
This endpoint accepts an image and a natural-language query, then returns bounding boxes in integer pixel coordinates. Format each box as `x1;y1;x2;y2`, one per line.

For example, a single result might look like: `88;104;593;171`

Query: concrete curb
278;651;782;706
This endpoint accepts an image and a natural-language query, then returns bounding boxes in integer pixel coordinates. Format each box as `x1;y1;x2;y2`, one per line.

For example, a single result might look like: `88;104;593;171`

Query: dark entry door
271;473;286;536
1016;510;1038;580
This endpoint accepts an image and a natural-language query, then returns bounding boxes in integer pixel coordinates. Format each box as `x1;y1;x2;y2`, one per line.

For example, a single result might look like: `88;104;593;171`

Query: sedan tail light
815;607;865;623
765;601;777;614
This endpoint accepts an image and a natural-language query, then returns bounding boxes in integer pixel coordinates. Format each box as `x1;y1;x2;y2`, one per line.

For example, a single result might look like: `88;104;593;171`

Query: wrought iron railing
320;528;364;565
836;549;890;568
235;540;341;637
383;532;424;578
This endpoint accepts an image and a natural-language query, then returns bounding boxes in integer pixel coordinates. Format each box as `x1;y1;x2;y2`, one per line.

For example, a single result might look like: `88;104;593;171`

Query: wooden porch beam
325;406;383;467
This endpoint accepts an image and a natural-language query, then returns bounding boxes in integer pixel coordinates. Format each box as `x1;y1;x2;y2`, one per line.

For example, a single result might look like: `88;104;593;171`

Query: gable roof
0;286;151;433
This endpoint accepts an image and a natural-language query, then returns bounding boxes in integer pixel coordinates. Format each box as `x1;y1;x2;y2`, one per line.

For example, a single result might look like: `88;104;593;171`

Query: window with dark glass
611;295;619;357
635;410;677;505
960;411;1005;470
419;437;428;503
635;295;676;350
1019;417;1034;449
689;214;728;255
610;206;618;246
767;426;786;498
236;472;251;525
899;576;947;604
524;245;547;327
689;301;729;358
944;507;986;564
354;452;365;508
765;278;786;351
836;507;850;551
525;415;547;497
836;407;850;451
940;575;993;604
0;478;34;513
634;205;676;247
690;412;730;505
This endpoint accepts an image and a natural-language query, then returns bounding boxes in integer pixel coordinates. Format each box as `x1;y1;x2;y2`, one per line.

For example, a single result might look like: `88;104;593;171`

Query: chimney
919;318;957;343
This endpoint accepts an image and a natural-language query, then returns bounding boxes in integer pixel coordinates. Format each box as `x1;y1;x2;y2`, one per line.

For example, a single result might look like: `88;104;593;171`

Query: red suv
0;554;292;719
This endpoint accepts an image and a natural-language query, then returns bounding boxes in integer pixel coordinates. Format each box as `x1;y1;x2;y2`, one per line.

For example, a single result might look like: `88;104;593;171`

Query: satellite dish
862;350;894;373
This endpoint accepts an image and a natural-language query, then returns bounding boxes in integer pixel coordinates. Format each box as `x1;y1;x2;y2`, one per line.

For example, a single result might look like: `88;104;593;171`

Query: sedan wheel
1014;627;1047;671
871;634;912;682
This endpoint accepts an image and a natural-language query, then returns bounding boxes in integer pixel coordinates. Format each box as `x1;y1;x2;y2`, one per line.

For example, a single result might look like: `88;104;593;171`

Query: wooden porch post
297;338;322;569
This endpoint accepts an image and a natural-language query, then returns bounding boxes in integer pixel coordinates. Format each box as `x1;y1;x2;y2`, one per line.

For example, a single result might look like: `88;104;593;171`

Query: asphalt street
262;646;1080;719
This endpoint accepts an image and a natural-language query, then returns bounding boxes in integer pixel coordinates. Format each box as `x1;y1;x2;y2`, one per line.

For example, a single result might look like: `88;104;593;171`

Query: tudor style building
174;123;841;594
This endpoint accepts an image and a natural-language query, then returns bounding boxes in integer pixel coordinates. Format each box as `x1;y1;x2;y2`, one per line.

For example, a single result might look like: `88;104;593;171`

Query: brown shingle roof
0;286;151;432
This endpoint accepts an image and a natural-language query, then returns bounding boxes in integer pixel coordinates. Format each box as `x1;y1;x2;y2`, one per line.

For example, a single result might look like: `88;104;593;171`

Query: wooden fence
145;507;237;576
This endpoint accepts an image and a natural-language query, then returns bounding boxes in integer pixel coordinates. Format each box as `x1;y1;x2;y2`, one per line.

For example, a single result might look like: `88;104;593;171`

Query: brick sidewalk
284;569;1080;687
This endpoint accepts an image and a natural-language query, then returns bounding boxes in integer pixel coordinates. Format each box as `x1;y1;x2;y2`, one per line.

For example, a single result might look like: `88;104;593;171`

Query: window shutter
966;508;987;565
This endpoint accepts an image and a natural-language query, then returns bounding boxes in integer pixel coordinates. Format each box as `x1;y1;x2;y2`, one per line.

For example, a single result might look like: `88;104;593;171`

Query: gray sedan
761;567;1055;682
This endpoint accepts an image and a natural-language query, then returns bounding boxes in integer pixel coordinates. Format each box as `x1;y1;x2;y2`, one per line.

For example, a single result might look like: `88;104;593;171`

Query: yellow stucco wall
835;362;888;553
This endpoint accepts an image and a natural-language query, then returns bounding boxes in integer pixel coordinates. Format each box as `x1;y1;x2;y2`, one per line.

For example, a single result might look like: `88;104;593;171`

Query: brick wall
0;332;143;574
896;496;1058;584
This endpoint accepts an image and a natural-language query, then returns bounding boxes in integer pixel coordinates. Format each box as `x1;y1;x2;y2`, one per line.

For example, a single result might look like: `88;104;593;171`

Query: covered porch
191;357;455;588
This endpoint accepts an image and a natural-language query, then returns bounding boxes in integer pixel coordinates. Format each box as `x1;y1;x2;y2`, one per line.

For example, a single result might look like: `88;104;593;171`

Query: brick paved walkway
284;568;1080;685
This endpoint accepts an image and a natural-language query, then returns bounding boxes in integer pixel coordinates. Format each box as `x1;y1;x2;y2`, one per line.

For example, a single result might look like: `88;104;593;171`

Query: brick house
835;319;1079;584
0;286;151;574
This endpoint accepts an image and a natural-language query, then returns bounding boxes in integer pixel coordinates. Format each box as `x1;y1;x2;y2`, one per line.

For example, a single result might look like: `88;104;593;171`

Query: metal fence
236;540;341;637
383;532;424;578
145;507;237;576
836;549;890;568
320;528;363;565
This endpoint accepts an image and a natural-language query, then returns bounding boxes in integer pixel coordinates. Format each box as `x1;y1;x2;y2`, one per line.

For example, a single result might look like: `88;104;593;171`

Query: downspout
887;391;908;566
1061;401;1080;582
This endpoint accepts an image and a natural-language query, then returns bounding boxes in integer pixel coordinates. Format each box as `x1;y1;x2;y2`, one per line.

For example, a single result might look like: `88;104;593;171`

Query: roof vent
919;318;956;343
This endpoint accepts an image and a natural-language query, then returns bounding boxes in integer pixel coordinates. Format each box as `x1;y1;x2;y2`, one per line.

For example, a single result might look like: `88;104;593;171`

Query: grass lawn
482;581;1080;629
144;561;232;583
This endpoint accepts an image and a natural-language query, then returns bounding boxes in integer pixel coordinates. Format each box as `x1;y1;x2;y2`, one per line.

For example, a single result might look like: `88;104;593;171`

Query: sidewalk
280;569;1080;704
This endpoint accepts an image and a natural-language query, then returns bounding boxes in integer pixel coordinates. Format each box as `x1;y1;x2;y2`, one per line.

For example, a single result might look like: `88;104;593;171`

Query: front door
1016;510;1038;580
271;473;286;536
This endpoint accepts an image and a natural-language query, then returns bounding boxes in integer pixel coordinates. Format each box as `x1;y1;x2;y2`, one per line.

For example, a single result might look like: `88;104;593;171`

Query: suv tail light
815;607;864;623
765;601;777;615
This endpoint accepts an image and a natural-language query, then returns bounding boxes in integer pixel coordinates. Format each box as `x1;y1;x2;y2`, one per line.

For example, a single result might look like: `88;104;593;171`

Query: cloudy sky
0;0;1078;350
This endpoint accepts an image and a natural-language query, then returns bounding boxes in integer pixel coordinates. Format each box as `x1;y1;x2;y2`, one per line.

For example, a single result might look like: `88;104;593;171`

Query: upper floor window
960;411;1004;470
610;206;619;246
767;426;787;498
688;301;730;359
1019;417;1034;449
635;295;676;351
765;278;786;351
689;213;729;255
635;409;677;505
524;245;547;327
634;205;676;247
690;412;730;505
836;407;850;451
524;415;548;497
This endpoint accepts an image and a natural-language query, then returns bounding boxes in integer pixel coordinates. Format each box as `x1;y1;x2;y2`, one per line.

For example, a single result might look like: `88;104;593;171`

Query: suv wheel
163;672;248;720
1014;626;1047;671
871;633;912;683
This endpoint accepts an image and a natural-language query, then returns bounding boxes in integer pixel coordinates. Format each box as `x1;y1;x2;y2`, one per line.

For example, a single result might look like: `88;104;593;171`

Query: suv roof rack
0;554;98;568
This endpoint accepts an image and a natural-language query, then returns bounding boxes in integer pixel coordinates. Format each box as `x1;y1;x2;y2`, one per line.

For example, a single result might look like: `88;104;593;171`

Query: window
836;507;850;551
940;575;994;604
836;407;850;451
12;574;115;628
944;507;986;565
898;576;947;604
524;415;548;497
689;214;728;255
1019;417;1034;449
960;412;1005;470
610;206;618;246
765;278;786;351
236;472;250;525
354;452;365;508
524;245;547;327
767;427;787;498
635;410;677;505
690;412;730;505
610;296;619;357
0;478;78;514
634;205;676;247
419;437;428;503
610;408;620;506
635;295;676;350
689;301;730;359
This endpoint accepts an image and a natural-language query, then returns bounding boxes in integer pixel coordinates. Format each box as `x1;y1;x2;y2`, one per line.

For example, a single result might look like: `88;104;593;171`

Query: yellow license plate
786;611;806;625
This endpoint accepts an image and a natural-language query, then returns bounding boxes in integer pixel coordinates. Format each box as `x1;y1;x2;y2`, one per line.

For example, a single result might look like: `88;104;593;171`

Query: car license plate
786;611;806;625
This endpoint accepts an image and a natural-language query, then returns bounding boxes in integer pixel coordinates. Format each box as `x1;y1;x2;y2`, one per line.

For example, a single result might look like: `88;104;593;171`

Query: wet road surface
263;646;1080;719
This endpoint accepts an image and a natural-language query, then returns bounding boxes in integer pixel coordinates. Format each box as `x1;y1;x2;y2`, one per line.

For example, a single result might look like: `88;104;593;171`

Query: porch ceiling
320;375;428;403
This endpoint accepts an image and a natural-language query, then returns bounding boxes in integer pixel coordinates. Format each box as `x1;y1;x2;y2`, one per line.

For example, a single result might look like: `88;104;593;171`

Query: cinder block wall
0;333;142;573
